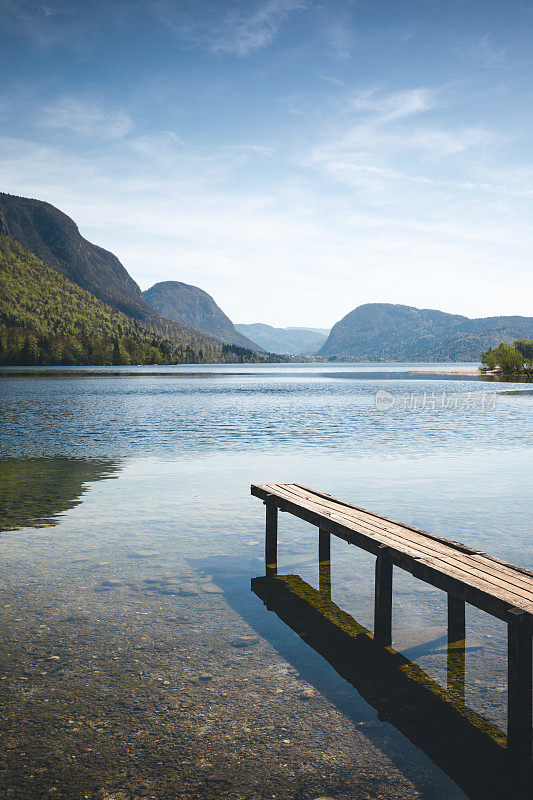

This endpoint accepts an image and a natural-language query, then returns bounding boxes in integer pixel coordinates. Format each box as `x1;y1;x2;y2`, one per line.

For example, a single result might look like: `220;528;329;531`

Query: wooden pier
251;483;533;760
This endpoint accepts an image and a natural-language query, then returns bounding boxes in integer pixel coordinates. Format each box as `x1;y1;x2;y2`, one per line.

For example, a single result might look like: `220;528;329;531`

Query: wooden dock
251;482;533;760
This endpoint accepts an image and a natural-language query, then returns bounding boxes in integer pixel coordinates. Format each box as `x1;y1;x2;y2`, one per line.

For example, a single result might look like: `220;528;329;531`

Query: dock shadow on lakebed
252;573;532;800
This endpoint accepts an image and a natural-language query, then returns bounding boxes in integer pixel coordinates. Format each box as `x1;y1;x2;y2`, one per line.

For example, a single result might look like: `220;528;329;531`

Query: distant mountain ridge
143;281;261;350
319;303;533;361
235;323;329;355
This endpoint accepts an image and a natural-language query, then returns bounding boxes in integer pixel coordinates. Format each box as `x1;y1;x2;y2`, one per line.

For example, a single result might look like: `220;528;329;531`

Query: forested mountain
0;235;273;365
235;323;329;355
319;303;533;361
0;191;268;360
143;281;261;350
0;192;154;321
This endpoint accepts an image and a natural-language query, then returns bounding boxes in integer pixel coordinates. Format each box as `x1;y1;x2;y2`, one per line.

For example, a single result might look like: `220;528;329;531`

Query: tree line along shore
480;340;533;376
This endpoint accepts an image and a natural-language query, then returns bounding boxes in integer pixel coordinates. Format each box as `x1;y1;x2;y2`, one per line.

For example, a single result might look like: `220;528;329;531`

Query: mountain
319;303;533;361
0;235;269;365
235;323;329;355
143;281;261;350
0;192;267;359
0;192;154;321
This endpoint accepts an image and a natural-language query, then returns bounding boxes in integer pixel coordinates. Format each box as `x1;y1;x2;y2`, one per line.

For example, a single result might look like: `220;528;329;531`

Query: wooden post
318;528;331;599
265;499;278;577
374;545;393;647
447;594;466;704
507;608;532;760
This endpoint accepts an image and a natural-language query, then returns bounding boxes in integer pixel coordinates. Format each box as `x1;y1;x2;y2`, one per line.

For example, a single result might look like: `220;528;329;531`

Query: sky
1;0;532;327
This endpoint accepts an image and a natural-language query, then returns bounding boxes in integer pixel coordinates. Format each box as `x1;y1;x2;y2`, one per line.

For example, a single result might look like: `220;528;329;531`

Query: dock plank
252;483;533;622
252;482;533;759
274;484;533;603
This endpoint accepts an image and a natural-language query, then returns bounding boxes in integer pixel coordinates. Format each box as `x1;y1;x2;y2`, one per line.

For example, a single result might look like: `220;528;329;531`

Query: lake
0;363;532;800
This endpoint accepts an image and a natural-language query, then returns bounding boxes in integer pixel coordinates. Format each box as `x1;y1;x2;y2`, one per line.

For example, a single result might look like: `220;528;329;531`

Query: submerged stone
231;636;260;648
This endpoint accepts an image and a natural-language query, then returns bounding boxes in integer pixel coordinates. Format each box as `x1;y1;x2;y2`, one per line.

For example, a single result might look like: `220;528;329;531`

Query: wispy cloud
453;34;506;68
42;96;134;139
326;19;356;60
305;85;497;203
346;87;437;122
154;0;308;56
1;125;531;324
0;0;81;47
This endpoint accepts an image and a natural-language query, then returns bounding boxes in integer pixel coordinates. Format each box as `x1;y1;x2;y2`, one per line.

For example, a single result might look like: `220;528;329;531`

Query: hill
143;281;261;350
0;235;272;365
235;323;329;355
0;191;266;355
0;192;155;321
319;303;533;361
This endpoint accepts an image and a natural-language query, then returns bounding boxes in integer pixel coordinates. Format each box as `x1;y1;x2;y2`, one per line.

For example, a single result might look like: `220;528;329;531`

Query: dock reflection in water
252;566;532;800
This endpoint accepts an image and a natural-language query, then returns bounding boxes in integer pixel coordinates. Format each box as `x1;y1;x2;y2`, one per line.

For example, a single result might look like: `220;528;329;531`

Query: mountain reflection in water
0;457;120;533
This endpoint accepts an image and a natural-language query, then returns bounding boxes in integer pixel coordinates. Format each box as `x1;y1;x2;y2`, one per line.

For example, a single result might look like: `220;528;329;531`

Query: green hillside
0;235;273;365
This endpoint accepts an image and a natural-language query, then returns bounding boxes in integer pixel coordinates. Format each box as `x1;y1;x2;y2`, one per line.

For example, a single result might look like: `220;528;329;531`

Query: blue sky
1;0;532;326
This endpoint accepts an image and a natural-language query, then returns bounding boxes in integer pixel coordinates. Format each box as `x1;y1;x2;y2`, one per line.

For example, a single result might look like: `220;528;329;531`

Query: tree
483;342;524;374
514;339;533;365
480;348;497;371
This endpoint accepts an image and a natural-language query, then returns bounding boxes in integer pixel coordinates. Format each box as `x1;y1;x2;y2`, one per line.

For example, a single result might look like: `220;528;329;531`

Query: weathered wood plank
294;482;533;579
261;483;533;612
253;484;533;621
278;484;533;601
252;482;533;761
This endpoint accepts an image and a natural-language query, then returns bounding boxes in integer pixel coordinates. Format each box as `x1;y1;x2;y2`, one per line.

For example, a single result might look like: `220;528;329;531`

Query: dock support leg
507;608;532;760
447;595;466;704
265;499;278;577
318;528;331;599
374;545;393;647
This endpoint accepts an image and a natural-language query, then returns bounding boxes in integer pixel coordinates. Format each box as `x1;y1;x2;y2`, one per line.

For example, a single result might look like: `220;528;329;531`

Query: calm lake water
0;363;532;800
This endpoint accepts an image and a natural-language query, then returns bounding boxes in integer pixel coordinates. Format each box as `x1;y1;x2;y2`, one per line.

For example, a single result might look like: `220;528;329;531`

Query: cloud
326;19;356;60
346;87;436;122
1;124;531;328
2;0;307;55
154;0;308;56
42;96;134;140
0;0;80;47
129;131;186;161
303;84;499;206
453;34;506;68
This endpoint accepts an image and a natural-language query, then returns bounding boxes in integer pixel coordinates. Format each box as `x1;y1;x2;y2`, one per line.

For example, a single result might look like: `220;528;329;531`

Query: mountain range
1;191;531;365
0;234;236;365
235;323;329;355
0;192;271;365
319;303;533;361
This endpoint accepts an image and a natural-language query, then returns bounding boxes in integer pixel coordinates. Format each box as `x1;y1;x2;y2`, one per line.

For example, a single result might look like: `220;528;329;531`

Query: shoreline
409;369;487;376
